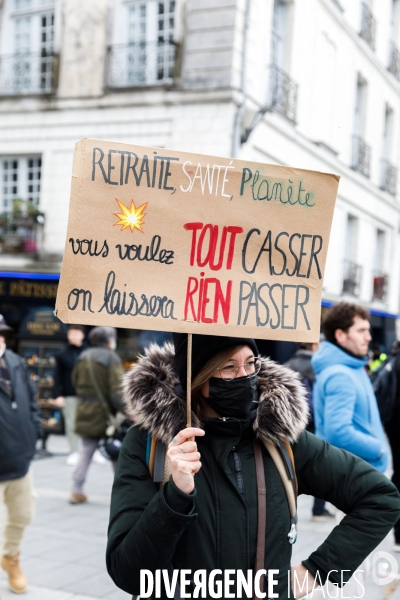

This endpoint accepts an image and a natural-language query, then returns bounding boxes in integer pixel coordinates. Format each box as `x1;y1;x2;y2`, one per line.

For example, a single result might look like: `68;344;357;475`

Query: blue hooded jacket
311;341;388;472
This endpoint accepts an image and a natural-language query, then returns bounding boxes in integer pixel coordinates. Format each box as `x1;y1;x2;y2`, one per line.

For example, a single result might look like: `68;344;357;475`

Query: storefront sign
20;308;66;337
0;279;58;299
56;139;339;341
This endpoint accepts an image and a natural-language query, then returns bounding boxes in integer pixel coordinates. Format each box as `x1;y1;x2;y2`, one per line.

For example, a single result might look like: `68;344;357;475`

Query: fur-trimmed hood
123;343;309;446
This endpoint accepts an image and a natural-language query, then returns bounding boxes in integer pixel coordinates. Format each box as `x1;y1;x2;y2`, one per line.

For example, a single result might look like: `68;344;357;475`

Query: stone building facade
0;0;399;346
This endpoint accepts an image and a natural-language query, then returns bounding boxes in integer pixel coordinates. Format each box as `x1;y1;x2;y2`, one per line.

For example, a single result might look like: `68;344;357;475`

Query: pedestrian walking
0;315;41;594
383;340;400;552
53;324;87;466
106;333;400;599
285;341;334;522
69;326;125;504
312;302;388;596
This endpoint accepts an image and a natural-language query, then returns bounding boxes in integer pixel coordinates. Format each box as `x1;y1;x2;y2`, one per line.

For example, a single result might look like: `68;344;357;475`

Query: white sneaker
93;450;107;465
66;452;80;466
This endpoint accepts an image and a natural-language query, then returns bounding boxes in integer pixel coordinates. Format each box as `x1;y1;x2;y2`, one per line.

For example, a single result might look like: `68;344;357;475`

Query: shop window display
18;308;67;446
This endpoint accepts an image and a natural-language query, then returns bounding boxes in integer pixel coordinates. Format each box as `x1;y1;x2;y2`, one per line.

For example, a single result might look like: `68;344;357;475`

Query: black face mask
203;374;259;419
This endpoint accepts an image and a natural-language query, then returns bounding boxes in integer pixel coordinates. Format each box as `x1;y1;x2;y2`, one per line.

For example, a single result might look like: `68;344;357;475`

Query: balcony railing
342;260;363;297
267;64;298;123
372;272;388;302
388;41;400;80
359;2;376;50
106;41;175;89
352;135;371;178
380;159;397;196
0;52;54;95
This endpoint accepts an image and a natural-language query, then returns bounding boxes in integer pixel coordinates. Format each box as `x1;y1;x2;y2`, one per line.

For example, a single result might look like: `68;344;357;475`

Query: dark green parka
106;343;400;598
72;346;124;437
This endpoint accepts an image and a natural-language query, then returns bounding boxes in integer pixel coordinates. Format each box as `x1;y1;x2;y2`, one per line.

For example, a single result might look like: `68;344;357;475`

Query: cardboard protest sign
55;139;339;342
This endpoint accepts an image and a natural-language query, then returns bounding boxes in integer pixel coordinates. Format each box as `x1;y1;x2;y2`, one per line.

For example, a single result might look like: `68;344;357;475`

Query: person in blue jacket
312;301;388;473
312;302;388;597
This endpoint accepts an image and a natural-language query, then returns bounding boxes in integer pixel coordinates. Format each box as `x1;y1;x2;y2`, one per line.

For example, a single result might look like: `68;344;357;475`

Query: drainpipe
231;0;252;158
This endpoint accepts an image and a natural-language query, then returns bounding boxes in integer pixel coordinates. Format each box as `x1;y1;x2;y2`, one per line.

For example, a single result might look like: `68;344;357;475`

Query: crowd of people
1;302;400;597
0;320;128;592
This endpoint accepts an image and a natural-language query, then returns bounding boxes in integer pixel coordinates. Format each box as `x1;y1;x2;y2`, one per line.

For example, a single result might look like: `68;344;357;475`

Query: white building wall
58;0;108;99
235;0;400;319
324;202;346;296
182;0;238;89
0;0;399;325
0;96;236;253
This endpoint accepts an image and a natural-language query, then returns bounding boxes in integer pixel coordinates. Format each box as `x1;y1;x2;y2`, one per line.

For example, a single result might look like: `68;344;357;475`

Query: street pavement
1;434;400;600
0;435;130;600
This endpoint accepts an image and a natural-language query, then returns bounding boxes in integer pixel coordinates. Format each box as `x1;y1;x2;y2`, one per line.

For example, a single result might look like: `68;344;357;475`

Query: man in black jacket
54;325;87;465
0;315;41;594
384;340;400;551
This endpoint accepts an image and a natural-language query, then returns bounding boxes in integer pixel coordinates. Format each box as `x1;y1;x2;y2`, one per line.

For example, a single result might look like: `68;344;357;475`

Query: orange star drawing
113;198;147;233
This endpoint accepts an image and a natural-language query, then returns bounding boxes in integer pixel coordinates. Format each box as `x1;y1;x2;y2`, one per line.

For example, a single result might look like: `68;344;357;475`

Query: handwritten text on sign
55;139;339;342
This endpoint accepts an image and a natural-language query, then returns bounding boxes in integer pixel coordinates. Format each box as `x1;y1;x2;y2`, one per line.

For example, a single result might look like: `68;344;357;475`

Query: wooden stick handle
186;333;192;428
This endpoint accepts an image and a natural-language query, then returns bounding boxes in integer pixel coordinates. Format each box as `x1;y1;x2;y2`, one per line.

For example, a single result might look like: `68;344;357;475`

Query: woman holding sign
106;334;400;599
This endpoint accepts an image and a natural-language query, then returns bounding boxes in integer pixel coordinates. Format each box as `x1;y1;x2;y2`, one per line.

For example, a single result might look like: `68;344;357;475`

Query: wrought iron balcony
380;159;397;196
106;41;175;89
359;3;376;50
267;64;298;123
372;272;388;302
388;41;400;80
342;260;363;297
352;135;371;178
0;52;54;95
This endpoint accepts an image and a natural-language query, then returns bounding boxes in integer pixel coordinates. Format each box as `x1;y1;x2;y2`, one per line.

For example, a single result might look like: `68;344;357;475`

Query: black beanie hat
173;333;259;390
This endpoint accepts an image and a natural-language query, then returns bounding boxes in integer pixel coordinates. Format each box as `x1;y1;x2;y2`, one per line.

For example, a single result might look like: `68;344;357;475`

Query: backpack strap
262;439;298;544
147;432;157;478
280;439;298;496
253;440;266;598
146;431;170;484
153;440;167;483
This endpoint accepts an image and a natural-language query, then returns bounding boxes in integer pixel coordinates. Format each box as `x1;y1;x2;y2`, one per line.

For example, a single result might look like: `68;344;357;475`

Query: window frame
0;155;42;212
107;0;177;89
0;0;56;95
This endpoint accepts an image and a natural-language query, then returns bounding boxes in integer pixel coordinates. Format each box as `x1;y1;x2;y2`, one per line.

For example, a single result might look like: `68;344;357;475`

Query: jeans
72;436;116;494
63;395;81;454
